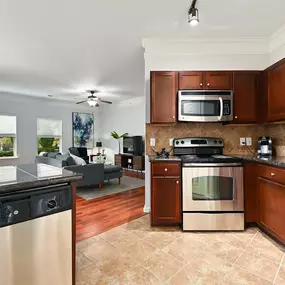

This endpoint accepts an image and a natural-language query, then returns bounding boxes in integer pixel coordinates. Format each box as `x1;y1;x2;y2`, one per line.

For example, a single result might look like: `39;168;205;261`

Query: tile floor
76;214;285;285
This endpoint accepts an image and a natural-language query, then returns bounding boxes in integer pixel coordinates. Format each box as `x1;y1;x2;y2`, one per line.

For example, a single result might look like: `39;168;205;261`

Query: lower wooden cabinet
151;162;181;225
258;177;285;243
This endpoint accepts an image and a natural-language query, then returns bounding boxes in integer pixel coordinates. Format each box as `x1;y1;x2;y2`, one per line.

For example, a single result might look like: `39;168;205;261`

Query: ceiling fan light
95;102;100;107
87;98;97;107
188;8;199;26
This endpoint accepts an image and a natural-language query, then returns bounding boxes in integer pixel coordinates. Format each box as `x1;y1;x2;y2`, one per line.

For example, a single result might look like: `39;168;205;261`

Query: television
123;136;144;156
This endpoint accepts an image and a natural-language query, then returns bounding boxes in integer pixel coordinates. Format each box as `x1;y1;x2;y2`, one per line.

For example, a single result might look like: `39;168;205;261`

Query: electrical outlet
169;138;174;146
150;138;156;147
240;138;246;146
246;137;252;146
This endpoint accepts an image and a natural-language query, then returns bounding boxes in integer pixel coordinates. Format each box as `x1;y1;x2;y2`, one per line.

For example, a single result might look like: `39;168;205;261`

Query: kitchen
143;37;285;246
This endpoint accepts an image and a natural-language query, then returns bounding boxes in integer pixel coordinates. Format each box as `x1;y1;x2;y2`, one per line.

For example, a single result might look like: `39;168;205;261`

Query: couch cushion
47;152;61;159
66;156;76;166
104;165;122;174
70;154;87;166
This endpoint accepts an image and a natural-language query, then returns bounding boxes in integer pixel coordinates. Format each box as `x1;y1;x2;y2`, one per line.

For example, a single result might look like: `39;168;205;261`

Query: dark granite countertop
0;163;83;195
149;156;182;162
231;155;285;168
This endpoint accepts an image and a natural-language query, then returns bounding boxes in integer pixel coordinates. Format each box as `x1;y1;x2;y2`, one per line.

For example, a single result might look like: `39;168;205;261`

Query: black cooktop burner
180;155;242;164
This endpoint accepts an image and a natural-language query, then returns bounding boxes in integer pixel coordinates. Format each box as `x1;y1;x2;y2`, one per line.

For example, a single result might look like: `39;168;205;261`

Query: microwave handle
218;97;223;121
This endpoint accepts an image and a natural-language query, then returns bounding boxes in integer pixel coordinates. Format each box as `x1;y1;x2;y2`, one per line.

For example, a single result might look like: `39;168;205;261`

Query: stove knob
214;140;217;144
181;141;185;144
47;200;57;209
175;141;179;145
219;140;223;144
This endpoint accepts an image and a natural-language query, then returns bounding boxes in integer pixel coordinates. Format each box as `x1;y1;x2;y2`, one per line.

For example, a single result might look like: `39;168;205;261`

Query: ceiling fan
76;90;112;107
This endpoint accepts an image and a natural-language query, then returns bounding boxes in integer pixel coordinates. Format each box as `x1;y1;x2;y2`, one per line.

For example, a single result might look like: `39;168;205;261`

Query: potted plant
111;131;128;154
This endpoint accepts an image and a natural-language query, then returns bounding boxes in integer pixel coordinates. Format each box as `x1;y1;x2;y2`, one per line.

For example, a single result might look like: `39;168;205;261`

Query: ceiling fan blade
97;99;112;104
76;100;87;104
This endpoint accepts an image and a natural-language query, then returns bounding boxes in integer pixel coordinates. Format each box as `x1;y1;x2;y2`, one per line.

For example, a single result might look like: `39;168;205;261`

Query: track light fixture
188;0;199;26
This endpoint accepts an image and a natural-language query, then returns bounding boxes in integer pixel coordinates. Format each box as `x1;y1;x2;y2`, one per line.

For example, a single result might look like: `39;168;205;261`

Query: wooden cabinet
178;71;233;90
233;72;259;124
115;154;145;171
244;162;258;223
205;71;233;90
179;72;204;89
268;61;285;122
258;177;285;243
150;71;178;124
151;162;181;225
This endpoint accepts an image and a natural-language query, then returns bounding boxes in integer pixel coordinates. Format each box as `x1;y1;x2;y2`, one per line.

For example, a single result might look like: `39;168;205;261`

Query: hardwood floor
76;171;145;242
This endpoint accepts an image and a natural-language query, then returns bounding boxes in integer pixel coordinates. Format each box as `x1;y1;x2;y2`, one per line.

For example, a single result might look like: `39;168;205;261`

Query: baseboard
143;205;150;213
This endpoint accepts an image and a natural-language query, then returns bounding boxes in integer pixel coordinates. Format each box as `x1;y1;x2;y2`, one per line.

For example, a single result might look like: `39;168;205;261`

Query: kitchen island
0;163;83;285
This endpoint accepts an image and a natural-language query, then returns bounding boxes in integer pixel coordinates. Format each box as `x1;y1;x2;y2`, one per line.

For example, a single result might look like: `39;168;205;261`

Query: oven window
192;176;234;200
182;100;220;116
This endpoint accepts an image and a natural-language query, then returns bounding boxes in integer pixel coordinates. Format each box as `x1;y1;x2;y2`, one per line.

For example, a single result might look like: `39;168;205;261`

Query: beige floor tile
275;262;285;285
221;266;272;285
155;226;184;239
136;214;151;225
77;236;101;251
163;235;205;263
220;228;257;248
236;252;279;282
167;266;219;285
188;252;233;281
76;250;92;272
205;240;241;263
247;232;284;263
120;219;160;238
141;231;176;249
123;240;159;263
142;250;184;282
112;265;162;285
76;264;111;285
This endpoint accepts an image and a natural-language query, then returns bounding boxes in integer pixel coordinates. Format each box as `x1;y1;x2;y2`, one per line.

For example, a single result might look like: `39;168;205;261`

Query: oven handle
182;163;243;167
218;97;223;121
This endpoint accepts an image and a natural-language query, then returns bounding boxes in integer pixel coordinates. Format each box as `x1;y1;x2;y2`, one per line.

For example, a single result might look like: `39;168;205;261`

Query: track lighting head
188;0;199;26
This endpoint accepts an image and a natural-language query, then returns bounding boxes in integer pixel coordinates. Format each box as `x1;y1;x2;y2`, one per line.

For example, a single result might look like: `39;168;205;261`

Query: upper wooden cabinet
178;71;233;90
179;72;204;89
233;71;260;124
205;71;233;90
268;61;285;122
150;71;178;124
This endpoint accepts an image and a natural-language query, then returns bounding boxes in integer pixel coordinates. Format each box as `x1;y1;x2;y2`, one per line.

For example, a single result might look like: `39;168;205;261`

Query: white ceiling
0;0;285;103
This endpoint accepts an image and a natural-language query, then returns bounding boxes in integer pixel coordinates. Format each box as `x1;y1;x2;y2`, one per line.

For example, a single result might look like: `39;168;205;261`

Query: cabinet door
150;71;178;124
258;178;285;243
268;63;285;122
244;162;258;223
233;72;259;123
205;71;233;90
151;178;181;225
179;72;204;89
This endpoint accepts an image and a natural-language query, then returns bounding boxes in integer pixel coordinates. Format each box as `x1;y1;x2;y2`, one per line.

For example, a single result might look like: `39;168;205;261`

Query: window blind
0;115;17;135
37;118;62;137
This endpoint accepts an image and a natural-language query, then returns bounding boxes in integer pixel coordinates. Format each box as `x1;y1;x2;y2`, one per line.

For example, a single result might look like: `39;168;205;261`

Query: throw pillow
66;156;76;166
70;154;87;166
39;152;48;157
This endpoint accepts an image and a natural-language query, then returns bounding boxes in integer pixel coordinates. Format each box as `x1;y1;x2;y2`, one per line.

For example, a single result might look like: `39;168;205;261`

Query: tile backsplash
146;123;285;156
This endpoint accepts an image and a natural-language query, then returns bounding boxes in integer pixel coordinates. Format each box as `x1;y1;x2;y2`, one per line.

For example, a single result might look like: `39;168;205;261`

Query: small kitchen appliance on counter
257;136;273;158
173;137;244;231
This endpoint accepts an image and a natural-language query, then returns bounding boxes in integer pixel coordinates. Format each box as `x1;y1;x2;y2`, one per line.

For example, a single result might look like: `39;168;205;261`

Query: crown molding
270;23;285;53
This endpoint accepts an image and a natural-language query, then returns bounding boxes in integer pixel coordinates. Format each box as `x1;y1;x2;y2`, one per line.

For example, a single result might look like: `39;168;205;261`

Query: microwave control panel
223;100;231;115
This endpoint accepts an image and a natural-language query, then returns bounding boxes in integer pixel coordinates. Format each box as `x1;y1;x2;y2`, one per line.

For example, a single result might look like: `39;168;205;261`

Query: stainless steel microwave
178;90;233;122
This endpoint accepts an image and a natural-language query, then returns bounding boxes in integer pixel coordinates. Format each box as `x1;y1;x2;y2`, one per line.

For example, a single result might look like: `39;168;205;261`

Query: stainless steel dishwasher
0;184;72;285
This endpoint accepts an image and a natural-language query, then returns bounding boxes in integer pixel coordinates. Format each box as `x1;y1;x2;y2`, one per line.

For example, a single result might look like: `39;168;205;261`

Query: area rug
76;176;145;200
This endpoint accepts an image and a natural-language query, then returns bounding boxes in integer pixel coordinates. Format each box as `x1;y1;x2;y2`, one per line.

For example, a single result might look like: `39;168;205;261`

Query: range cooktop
180;154;243;164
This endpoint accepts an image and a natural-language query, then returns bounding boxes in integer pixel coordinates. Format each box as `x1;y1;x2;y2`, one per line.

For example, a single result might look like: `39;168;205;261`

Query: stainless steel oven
178;90;233;122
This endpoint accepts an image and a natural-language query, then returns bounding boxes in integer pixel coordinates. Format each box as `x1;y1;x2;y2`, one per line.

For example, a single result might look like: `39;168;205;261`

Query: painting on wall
72;112;94;148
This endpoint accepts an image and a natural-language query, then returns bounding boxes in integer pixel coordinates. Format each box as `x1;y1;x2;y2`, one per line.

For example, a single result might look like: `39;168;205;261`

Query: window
37;118;62;154
0;115;17;157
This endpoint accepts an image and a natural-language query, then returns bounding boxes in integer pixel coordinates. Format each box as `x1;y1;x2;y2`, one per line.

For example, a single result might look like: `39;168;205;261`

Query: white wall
97;97;145;164
0;93;98;166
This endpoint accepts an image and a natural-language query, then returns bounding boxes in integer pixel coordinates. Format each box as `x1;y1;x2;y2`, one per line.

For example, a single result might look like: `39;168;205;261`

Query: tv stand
114;154;145;171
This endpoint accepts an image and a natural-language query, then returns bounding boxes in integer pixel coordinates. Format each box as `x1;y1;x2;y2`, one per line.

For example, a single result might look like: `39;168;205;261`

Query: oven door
182;164;243;211
178;92;233;122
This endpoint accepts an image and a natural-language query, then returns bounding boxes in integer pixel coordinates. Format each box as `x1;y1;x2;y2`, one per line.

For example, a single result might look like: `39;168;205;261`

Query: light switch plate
169;138;174;146
240;138;246;146
150;138;156;147
246;137;252;146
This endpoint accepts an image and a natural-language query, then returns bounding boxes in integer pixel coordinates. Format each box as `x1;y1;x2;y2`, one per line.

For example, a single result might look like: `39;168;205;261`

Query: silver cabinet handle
176;181;179;184
235;116;238;119
172;116;175;119
271;172;275;176
165;168;168;172
207;83;210;86
200;83;203;87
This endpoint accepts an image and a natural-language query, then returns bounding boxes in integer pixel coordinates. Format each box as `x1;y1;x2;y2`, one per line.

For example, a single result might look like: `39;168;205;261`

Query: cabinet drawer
258;164;285;185
152;162;181;177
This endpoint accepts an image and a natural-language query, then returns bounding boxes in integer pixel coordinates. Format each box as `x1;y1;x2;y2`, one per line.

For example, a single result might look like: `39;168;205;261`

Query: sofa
35;152;122;188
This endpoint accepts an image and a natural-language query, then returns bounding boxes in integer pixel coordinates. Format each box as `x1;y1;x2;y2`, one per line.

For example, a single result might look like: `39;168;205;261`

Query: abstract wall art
72;112;94;148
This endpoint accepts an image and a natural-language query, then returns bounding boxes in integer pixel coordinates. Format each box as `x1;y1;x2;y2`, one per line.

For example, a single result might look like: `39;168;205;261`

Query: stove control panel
173;137;224;148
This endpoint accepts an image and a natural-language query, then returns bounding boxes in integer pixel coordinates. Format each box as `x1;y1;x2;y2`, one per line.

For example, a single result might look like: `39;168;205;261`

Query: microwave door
179;96;221;122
